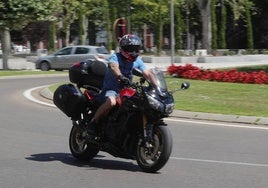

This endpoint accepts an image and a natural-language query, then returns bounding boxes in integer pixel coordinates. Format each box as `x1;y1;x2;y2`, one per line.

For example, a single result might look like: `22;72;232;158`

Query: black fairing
102;107;143;158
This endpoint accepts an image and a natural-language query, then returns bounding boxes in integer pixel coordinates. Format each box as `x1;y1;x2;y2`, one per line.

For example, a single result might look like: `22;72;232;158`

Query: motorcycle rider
87;34;153;136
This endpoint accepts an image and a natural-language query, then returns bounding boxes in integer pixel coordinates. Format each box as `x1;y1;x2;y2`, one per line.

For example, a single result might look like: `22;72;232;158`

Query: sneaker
86;120;97;135
85;134;100;145
85;121;100;145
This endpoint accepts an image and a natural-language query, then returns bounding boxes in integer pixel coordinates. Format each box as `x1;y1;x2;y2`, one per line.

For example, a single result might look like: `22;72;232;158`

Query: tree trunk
175;8;183;49
48;22;56;51
199;0;212;53
65;26;70;46
211;0;217;50
82;16;88;45
156;4;163;56
219;0;227;49
245;1;254;49
104;0;112;51
0;28;11;70
78;14;88;45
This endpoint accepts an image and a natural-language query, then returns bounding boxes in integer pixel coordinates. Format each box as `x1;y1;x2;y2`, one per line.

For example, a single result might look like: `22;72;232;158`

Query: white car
35;45;110;71
13;45;31;54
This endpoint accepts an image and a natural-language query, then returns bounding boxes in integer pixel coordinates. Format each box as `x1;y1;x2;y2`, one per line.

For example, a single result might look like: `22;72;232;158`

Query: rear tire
136;126;173;173
69;125;99;161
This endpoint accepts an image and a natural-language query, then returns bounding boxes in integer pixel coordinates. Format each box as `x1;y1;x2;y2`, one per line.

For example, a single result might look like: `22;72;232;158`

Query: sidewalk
142;55;268;70
0;56;35;69
170;110;268;126
2;54;268;70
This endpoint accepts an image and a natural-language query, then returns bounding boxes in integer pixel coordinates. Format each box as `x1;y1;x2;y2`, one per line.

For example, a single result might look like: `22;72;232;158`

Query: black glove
118;75;131;86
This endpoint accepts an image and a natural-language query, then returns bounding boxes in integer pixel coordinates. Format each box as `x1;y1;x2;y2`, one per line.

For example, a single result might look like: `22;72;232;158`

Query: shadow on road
25;152;141;172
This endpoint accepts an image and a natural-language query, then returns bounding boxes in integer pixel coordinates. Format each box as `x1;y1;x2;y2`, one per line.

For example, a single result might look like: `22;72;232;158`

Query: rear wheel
136;126;173;173
69;125;99;161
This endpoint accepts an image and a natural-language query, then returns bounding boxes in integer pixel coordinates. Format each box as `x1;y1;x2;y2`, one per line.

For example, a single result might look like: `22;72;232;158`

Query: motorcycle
53;60;190;173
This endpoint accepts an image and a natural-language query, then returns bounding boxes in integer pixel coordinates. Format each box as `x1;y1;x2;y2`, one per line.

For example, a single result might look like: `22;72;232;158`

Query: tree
177;0;201;50
227;0;254;49
103;0;112;51
0;0;60;70
132;0;170;55
61;0;79;45
244;0;254;49
77;0;112;50
198;0;212;52
174;5;184;49
219;0;227;49
197;0;255;52
211;0;218;50
48;22;56;52
225;0;255;49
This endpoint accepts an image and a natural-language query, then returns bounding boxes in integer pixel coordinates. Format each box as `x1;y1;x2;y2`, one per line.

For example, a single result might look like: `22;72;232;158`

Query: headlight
146;94;165;112
146;92;174;114
165;103;174;114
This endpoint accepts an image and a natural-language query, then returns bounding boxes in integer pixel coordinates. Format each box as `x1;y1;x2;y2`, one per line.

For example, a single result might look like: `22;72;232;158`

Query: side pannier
53;84;86;120
69;60;107;90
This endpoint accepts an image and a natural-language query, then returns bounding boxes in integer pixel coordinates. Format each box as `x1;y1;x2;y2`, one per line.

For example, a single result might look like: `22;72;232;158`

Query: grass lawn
0;70;67;76
166;77;268;117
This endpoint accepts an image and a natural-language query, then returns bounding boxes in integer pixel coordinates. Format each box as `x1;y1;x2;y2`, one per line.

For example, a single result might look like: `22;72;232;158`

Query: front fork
142;113;153;146
142;113;167;144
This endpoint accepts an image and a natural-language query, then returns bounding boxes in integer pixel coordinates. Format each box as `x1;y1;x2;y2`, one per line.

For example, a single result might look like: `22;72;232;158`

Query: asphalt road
1;75;268;188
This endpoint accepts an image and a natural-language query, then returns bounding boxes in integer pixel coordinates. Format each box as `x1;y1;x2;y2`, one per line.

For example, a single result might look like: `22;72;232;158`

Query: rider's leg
86;90;118;137
92;95;116;123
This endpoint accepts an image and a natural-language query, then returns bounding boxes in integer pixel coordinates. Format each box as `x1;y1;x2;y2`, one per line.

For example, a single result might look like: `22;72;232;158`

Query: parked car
12;45;31;54
35;45;110;71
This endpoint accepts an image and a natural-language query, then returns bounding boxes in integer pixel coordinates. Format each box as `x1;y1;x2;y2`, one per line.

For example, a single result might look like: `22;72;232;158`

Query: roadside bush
167;64;268;84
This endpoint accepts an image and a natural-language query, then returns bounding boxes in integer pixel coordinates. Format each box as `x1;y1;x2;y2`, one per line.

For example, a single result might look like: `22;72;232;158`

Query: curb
39;87;54;100
170;110;268;126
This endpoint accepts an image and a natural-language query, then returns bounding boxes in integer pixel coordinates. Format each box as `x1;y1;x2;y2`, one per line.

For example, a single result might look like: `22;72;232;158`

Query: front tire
69;125;99;161
136;126;173;173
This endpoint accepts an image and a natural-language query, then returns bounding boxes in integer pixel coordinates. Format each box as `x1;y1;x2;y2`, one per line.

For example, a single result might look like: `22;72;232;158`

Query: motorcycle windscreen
149;68;168;92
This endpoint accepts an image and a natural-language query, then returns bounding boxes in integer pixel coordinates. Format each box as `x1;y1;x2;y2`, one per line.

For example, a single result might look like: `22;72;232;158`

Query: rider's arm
143;69;157;85
108;62;122;78
136;58;157;85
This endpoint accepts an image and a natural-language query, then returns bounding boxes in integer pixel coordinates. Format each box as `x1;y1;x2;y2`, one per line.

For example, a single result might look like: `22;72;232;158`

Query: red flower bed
167;64;268;84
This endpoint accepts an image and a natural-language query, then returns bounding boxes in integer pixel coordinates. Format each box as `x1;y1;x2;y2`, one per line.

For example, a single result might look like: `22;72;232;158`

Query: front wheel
39;61;50;71
136;126;173;173
69;124;99;161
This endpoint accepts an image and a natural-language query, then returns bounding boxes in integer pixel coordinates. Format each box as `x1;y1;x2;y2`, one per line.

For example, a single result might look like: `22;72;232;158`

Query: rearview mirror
181;82;190;90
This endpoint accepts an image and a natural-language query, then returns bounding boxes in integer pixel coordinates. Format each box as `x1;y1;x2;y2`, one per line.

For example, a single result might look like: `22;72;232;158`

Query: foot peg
84;131;100;145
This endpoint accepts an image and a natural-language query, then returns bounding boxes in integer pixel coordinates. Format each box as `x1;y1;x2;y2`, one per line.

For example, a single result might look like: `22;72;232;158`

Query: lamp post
170;0;175;64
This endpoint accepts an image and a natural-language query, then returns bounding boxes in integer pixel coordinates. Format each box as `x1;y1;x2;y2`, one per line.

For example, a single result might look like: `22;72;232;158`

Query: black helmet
119;34;142;61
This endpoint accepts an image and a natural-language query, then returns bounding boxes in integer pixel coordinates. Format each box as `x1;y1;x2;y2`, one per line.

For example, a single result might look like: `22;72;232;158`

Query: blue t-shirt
102;53;146;92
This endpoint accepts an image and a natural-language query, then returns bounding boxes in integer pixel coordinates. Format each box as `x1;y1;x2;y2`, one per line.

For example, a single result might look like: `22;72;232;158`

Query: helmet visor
122;45;140;53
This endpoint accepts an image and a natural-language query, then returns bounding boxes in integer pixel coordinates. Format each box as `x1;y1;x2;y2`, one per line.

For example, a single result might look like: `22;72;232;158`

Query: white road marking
171;157;268;167
23;86;56;108
166;118;268;130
